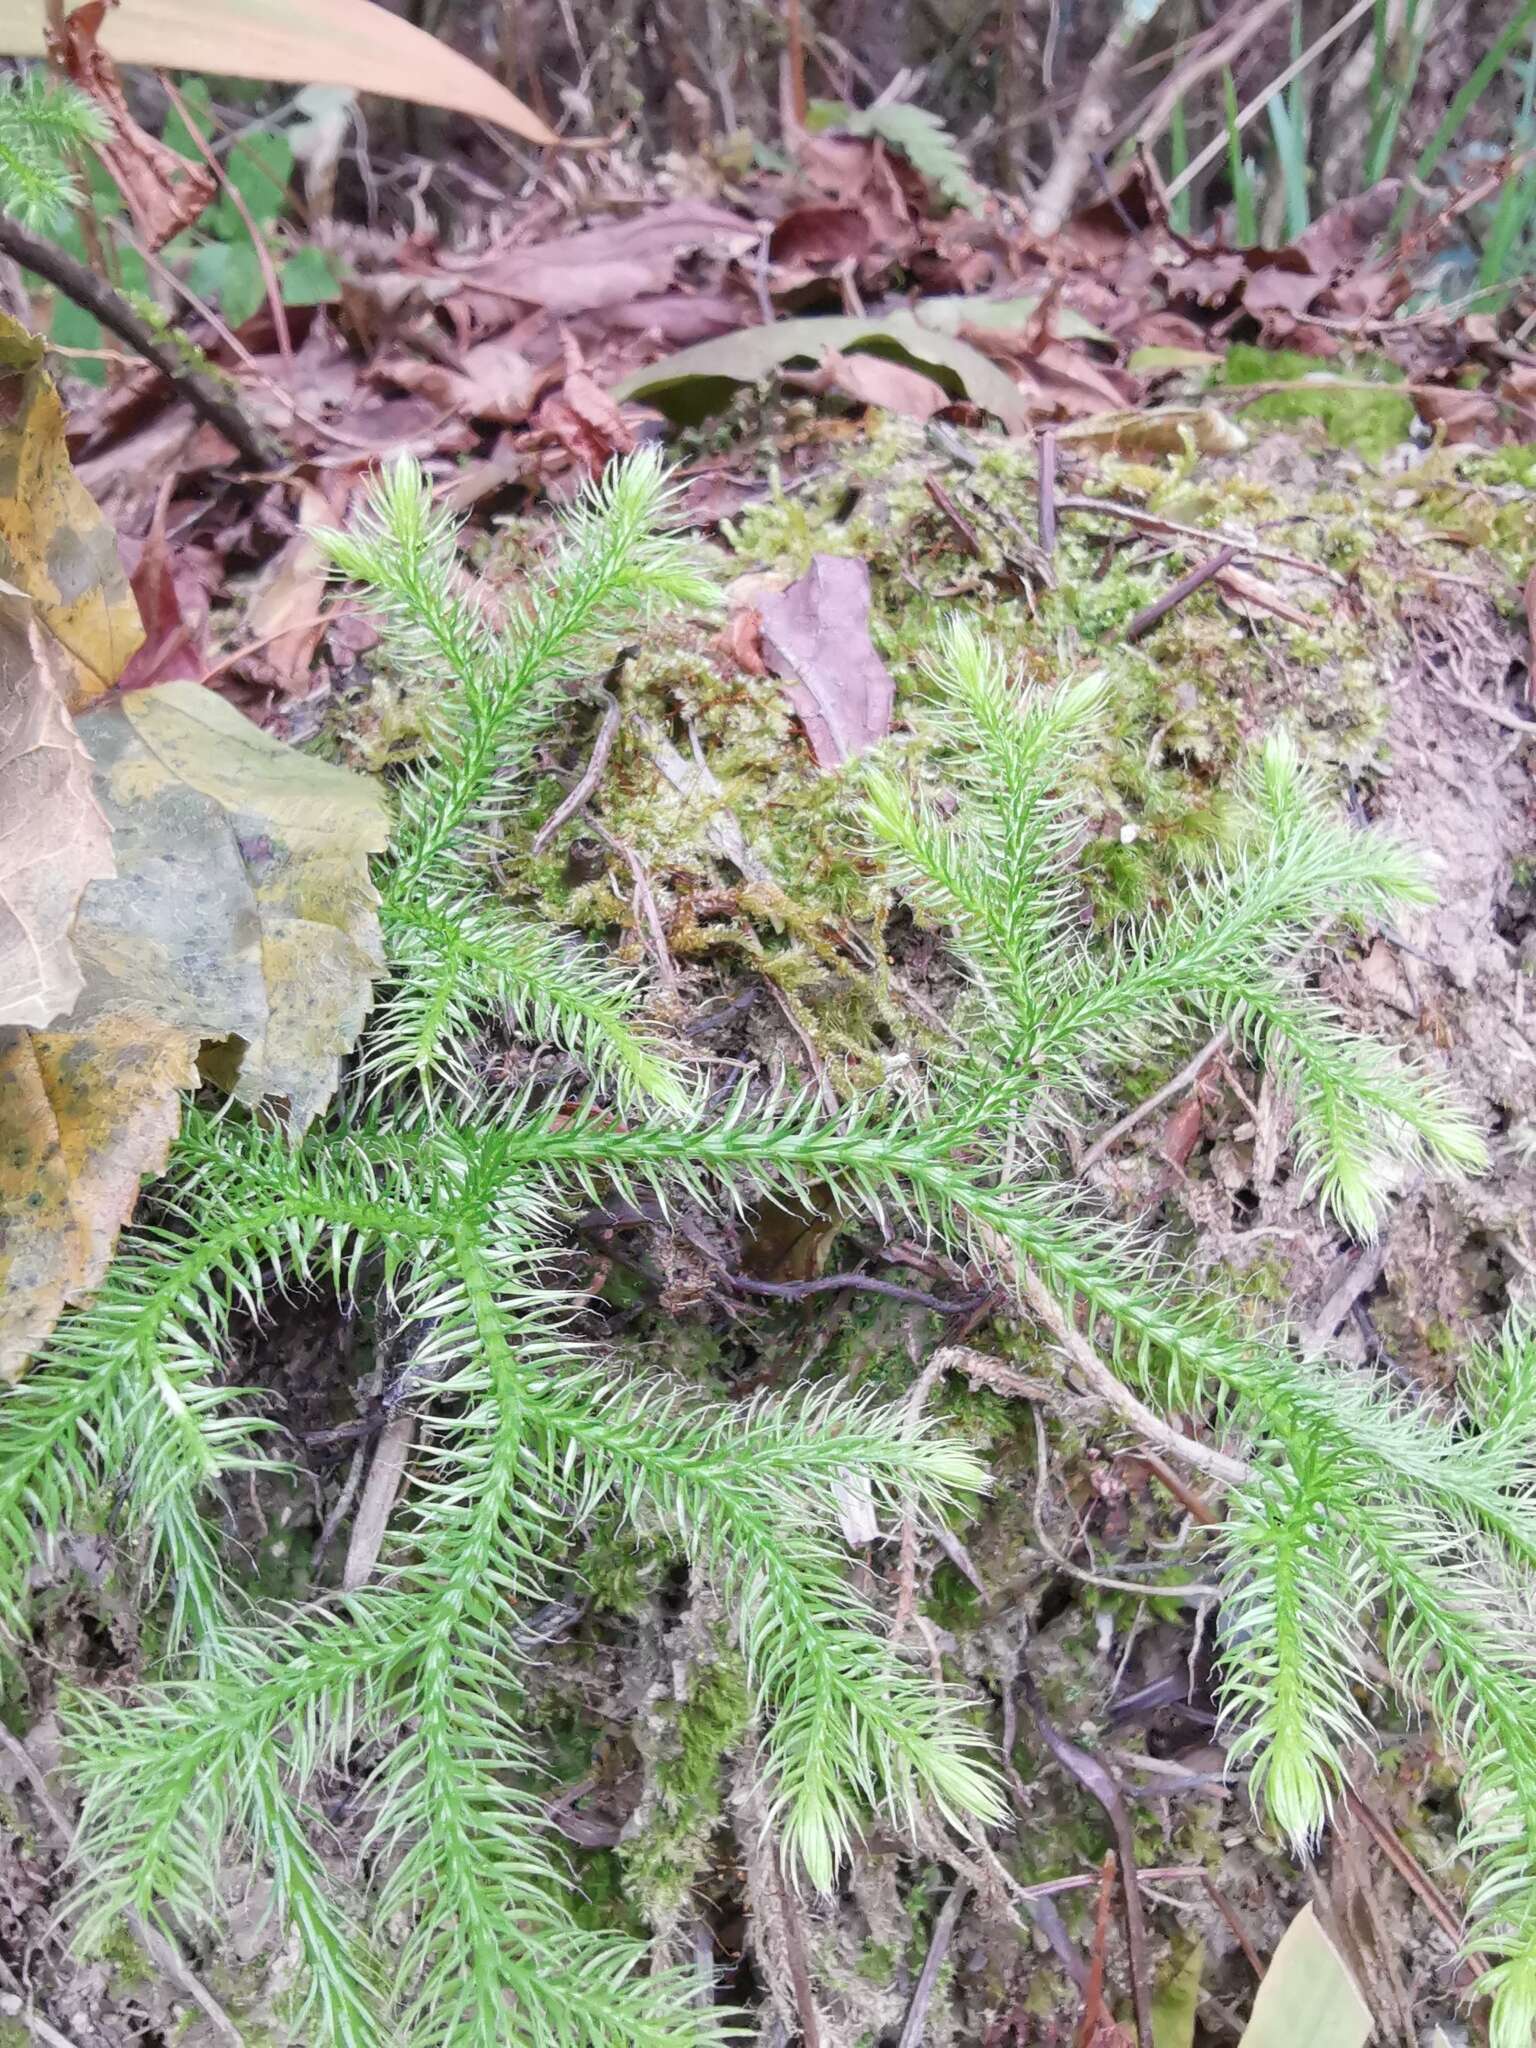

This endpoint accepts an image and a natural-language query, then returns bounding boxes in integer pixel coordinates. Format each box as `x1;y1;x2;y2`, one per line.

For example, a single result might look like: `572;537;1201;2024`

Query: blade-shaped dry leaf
1237;1906;1372;2048
0;0;557;146
0;679;388;1379
0;601;114;1029
0;311;143;710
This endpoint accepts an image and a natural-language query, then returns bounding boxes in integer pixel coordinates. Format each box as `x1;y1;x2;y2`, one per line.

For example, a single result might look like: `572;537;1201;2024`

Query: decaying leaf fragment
0;602;114;1029
0;310;144;709
0;680;389;1379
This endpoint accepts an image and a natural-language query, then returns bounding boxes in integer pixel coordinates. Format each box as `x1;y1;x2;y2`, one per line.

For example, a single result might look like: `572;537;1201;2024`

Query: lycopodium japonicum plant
5;451;1536;2046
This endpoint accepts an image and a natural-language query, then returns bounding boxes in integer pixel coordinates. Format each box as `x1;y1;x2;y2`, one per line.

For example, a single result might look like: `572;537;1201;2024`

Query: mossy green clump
620;1652;750;1927
1218;344;1417;460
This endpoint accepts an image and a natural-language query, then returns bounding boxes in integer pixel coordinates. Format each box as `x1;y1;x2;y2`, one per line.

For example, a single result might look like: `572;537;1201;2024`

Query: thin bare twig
0;213;278;469
1079;1029;1229;1174
1055;494;1344;583
1017;1258;1253;1486
1019;1663;1153;2048
1030;0;1167;236
532;689;623;854
723;1270;996;1316
1167;0;1377;203
897;1877;971;2048
1038;427;1058;557
342;1411;415;1592
1124;546;1239;642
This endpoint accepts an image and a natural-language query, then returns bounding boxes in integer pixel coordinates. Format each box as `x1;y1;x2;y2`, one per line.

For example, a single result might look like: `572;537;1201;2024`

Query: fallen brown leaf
759;554;895;768
240;476;353;696
1525;562;1536;707
376;333;542;425
796;345;950;420
117;487;214;693
469;204;753;316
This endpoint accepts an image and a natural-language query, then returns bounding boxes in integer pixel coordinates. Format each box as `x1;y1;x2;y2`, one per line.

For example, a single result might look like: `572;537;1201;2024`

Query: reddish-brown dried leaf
759;555;894;768
785;345;950;420
241;477;352;696
769;205;871;267
117;488;214;693
376;334;542;425
55;3;216;249
470;204;752;316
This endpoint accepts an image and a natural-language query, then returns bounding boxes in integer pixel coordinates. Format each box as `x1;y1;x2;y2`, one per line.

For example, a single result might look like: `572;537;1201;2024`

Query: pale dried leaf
0;606;114;1029
0;681;389;1377
0;0;557;145
1237;1906;1371;2048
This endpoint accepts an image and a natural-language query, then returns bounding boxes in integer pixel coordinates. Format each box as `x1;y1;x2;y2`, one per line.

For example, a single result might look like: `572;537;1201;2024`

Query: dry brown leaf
471;204;753;316
1525;561;1536;707
759;555;894;769
0;1013;195;1379
0;680;389;1379
116;487;214;693
785;346;950;421
0;603;114;1030
0;313;144;710
240;476;351;696
376;335;541;425
55;2;216;249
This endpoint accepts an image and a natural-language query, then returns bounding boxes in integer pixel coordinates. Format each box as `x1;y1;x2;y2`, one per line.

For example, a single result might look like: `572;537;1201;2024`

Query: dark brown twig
723;1271;997;1316
532;689;623;854
1199;1874;1264;1982
897;1878;971;2048
1039;428;1058;557
1019;1661;1154;2048
1123;546;1238;642
769;1848;822;2048
0;213;280;470
925;475;983;556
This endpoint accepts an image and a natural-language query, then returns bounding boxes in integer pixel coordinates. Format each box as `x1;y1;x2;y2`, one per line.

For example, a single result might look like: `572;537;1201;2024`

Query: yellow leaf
0;312;144;709
0;1014;195;1380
